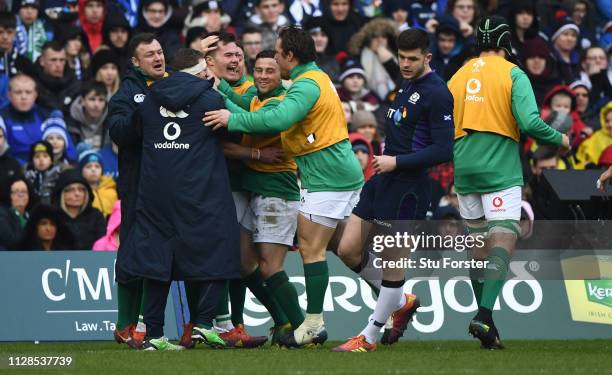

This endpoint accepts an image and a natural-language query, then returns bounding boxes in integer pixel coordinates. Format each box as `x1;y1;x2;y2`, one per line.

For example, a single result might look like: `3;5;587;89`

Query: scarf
15;18;47;62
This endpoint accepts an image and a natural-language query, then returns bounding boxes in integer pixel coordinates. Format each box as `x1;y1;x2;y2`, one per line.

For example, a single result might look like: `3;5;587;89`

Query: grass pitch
1;340;611;375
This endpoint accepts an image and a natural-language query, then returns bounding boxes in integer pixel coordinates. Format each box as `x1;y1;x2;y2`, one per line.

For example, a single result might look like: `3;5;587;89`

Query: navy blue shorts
353;173;431;221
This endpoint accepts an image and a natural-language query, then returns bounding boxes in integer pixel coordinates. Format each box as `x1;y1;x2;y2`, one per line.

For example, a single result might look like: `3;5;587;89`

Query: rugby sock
480;247;511;310
184;280;198;323
243;268;289;326
266;271;304;328
304;261;329;314
469;267;484;306
215;282;234;331
360;280;404;344
117;279;143;330
229;279;246;326
350;251;382;296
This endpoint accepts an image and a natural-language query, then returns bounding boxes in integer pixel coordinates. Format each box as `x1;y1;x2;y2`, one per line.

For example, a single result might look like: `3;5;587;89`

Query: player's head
531;145;558;178
171;48;210;80
129;33;166;80
253;50;281;95
475;15;513;58
396;28;431;81
276;26;316;80
203;31;244;83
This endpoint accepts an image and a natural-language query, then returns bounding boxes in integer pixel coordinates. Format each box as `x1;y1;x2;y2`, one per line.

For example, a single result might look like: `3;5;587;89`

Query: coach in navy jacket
121;70;240;282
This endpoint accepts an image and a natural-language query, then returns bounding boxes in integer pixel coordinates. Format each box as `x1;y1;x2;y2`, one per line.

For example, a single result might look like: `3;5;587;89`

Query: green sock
469;267;484;305
480;247;511;310
117;279;143;330
243;268;289;326
215;282;231;323
184;281;198;323
304;261;328;314
266;271;304;328
229;279;246;326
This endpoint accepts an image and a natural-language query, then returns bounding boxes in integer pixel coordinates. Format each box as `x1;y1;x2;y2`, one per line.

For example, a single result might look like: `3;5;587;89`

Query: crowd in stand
0;0;610;250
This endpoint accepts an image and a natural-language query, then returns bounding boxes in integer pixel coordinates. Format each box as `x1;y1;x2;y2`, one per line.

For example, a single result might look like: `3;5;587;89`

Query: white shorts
249;195;299;246
232;191;254;232
457;186;522;221
299;189;361;228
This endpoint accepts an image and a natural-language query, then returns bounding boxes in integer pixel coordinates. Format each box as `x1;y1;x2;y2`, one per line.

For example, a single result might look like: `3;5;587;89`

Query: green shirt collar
230;75;248;87
257;84;285;101
289;61;319;80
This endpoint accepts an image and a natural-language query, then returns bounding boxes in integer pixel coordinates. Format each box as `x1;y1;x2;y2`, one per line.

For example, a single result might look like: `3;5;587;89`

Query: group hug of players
111;16;572;352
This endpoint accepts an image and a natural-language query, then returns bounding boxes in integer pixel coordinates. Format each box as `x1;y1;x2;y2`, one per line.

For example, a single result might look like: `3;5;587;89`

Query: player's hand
372;155;396;174
259;147;285;164
559;134;571;156
198;35;220;54
203;109;230;130
597;166;612;192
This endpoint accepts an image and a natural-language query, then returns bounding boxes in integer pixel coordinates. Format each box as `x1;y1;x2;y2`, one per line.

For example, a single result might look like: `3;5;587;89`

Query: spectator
337;57;379;112
549;16;581;84
286;0;323;25
349;132;374;182
579;46;607;85
429;161;454;192
136;0;181;58
508;0;539;60
68;81;108;149
522;37;561;106
348;17;399;101
581;46;611;106
1;73;48;163
541;85;589;150
78;0;105;53
429;15;464;81
33;41;81;112
24;140;61;203
19;203;75;250
575;102;612;169
0;118;21;184
241;26;263;76
349;110;382;155
444;0;478;40
90;49;120;97
247;0;289;50
15;0;49;62
569;79;599;129
321;0;364;55
78;146;116;217
383;0;410;32
52;168;105;249
184;0;233;36
57;25;89;81
184;26;206;50
101;12;131;74
303;17;339;82
92;199;120;250
565;0;597;47
0;174;35;250
528;145;560;219
41;110;77;165
0;11;33;109
43;0;80;42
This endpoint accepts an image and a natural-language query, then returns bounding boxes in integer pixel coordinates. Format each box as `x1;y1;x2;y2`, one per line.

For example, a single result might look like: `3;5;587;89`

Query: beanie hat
19;0;39;9
436;15;461;38
41;110;70;146
193;0;220;15
476;15;513;57
569;79;592;91
303;16;327;35
90;49;120;77
550;16;579;43
29;140;53;162
77;143;103;170
339;58;367;83
350;110;377;132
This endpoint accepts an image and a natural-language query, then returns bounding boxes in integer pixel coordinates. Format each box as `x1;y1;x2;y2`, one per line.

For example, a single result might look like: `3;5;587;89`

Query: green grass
1;340;611;375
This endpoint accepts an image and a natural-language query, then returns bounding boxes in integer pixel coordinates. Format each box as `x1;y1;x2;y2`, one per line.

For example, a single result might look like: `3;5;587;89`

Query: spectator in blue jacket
0;11;34;109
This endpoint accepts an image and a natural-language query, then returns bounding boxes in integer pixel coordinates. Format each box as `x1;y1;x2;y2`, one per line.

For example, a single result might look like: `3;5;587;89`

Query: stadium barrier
0;251;610;342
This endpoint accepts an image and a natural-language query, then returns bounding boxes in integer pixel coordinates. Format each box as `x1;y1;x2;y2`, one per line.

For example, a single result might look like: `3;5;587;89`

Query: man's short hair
128;32;158;58
80;80;107;98
532;145;559;164
9;73;36;91
171;48;205;71
203;31;241;56
255;49;275;62
278;26;316;64
241;26;262;37
41;41;65;55
0;11;16;29
397;29;430;53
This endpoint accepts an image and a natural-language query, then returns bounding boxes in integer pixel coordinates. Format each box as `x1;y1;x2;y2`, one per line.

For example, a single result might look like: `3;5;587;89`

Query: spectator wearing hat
19;204;75;251
0;118;21;185
508;0;540;61
349;132;374;182
348;18;400;101
337;58;379;112
101;12;131;74
43;0;80;42
56;25;90;81
24;140;62;203
320;0;364;56
286;0;323;26
383;0;410;32
540;85;590;151
1;73;49;163
90;48;120;97
303;17;339;82
78;0;105;53
522;37;562;106
0;11;34;109
136;0;180;58
78;145;117;217
349;109;382;155
247;0;289;50
33;41;81;113
52;168;105;249
240;26;263;76
184;0;234;38
15;0;50;62
570;79;599;130
575;102;612;169
549;16;581;84
430;15;466;81
68;80;109;149
42;109;77;165
92;199;120;250
0;174;36;250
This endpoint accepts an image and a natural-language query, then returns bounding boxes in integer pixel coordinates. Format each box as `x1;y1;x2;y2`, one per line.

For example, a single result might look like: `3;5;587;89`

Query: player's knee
336;240;362;268
259;258;282;279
